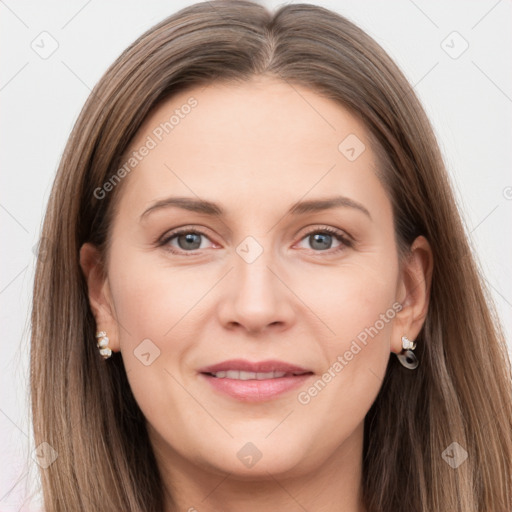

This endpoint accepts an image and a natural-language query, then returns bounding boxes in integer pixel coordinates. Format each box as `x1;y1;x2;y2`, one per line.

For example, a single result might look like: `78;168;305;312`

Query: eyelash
157;225;352;256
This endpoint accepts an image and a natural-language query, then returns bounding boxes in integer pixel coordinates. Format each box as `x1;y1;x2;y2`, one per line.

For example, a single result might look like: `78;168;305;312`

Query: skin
80;75;432;512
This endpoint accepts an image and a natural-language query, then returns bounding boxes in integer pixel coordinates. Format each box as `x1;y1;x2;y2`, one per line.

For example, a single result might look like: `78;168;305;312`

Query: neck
152;424;367;512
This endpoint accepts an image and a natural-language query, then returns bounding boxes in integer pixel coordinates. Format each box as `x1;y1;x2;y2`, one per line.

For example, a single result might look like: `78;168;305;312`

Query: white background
1;1;511;509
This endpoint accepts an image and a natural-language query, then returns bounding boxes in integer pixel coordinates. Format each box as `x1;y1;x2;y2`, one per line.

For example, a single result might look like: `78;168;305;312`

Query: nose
217;243;296;335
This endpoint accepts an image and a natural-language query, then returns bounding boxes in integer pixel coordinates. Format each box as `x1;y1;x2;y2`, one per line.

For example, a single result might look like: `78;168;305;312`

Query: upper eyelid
161;226;214;241
160;225;350;249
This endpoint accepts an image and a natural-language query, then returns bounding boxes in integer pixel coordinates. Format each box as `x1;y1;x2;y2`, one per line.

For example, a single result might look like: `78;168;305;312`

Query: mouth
197;359;314;402
203;370;312;380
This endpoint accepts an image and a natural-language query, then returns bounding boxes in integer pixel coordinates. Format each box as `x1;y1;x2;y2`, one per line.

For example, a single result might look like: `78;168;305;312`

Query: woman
30;1;512;510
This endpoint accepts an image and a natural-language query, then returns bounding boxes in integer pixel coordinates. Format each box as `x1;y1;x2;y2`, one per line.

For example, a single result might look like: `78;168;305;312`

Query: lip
198;358;311;374
198;359;314;402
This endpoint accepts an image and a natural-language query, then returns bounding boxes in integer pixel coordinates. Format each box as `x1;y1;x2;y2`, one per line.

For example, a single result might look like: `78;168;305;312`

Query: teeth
211;370;289;380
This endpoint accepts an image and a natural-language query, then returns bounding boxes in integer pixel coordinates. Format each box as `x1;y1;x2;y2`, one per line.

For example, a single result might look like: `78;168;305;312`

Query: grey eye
176;232;203;250
308;232;334;251
296;230;345;252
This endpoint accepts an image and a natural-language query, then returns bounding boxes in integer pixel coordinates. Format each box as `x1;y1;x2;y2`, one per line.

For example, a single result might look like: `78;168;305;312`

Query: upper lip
198;359;312;374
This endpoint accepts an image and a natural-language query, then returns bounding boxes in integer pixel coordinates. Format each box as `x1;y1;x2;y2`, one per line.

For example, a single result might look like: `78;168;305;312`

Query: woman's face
82;76;422;481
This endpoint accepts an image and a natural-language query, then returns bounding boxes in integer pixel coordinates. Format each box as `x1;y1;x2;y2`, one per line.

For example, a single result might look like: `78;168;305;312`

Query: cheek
295;254;398;408
106;252;208;424
109;249;207;340
106;248;212;408
304;255;398;349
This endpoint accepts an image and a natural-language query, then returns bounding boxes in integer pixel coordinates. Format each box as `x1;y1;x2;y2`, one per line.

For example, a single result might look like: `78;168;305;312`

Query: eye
158;227;215;255
157;225;352;256
295;226;351;253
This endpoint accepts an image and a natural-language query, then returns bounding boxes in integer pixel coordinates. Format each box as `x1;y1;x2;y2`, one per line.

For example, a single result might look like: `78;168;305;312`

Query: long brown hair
31;1;512;510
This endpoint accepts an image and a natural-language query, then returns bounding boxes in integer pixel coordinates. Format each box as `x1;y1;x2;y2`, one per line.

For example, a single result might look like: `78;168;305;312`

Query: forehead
114;76;387;221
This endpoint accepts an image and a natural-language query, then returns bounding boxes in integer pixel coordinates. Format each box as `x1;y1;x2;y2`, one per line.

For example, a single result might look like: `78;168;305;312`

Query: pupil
179;233;201;250
310;233;331;250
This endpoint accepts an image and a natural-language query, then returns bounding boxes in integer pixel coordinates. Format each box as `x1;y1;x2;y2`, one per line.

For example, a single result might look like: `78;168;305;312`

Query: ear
79;242;120;352
390;235;433;354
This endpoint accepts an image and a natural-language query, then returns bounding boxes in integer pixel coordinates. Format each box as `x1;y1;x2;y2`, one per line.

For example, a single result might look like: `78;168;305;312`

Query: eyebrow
139;195;372;221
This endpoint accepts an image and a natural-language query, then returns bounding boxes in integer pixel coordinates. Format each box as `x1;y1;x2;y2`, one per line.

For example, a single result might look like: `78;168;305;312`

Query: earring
95;331;112;359
396;335;418;369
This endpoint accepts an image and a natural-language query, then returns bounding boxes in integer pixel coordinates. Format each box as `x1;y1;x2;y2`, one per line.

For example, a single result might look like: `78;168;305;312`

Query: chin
195;436;311;480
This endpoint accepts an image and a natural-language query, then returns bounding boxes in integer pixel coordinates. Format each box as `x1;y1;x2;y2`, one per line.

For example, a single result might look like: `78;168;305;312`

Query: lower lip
199;373;313;402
